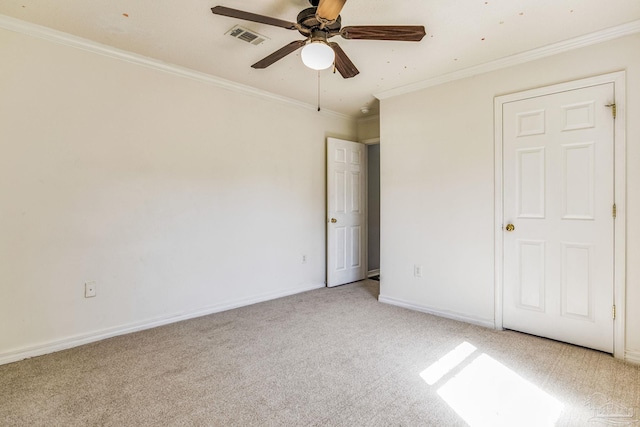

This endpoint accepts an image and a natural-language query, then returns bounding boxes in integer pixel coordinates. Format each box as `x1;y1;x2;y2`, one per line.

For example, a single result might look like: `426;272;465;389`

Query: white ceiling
2;0;640;117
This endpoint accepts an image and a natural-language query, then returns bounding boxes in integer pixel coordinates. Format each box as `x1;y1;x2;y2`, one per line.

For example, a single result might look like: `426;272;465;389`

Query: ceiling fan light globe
301;42;335;70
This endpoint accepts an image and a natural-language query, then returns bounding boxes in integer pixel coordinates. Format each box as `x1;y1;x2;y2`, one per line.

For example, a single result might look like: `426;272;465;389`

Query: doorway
325;137;380;287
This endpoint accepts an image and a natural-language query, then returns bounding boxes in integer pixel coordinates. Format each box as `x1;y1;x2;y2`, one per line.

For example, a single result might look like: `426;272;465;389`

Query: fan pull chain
317;71;321;112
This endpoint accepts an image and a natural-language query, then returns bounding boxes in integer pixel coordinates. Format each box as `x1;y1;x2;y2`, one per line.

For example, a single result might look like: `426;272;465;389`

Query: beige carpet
1;280;638;426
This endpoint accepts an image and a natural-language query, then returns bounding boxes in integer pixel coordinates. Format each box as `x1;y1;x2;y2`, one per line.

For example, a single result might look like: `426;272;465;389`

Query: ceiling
2;0;640;117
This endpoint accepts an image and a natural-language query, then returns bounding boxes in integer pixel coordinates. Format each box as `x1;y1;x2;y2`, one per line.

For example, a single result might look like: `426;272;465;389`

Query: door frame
493;71;626;358
363;137;381;279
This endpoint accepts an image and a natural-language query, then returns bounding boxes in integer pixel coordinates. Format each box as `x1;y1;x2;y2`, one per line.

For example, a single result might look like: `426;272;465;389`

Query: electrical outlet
414;265;423;278
85;281;96;298
302;254;307;264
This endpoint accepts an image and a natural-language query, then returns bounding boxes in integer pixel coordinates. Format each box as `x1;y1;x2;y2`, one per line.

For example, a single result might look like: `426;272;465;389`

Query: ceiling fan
211;0;426;78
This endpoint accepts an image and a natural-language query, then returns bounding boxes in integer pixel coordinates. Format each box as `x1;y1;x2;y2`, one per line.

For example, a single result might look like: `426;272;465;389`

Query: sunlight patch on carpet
436;353;564;426
420;341;477;385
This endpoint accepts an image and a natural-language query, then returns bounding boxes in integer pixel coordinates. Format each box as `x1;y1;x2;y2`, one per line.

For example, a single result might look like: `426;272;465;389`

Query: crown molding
0;14;352;122
375;19;640;101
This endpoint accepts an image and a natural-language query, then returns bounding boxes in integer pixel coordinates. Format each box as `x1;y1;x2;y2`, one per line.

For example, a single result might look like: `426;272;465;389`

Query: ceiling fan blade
252;40;307;69
341;26;426;42
329;43;359;79
316;0;347;23
211;6;298;30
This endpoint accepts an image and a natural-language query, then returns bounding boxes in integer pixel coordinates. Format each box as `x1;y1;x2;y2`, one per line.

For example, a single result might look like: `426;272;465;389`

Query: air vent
226;25;269;46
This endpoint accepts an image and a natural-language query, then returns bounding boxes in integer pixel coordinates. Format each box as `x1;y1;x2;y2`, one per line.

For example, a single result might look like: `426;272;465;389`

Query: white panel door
502;83;615;353
327;138;367;287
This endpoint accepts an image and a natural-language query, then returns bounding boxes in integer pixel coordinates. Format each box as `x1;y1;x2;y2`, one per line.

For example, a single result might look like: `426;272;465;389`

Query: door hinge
606;103;617;119
613;305;616;320
613;203;617;219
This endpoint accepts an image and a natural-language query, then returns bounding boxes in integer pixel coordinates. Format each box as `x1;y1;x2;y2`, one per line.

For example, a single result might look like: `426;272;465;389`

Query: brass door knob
330;218;337;223
505;223;515;232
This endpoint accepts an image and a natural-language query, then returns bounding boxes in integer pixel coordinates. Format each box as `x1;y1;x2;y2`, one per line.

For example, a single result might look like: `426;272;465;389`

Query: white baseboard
367;269;380;278
378;294;495;329
625;349;640;365
0;283;325;366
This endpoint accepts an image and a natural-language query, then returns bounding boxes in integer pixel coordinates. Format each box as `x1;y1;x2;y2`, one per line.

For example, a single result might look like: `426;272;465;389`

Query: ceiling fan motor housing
297;7;341;37
309;29;330;44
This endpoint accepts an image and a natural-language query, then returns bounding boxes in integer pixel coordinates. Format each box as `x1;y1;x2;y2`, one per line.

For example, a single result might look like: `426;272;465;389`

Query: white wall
358;115;381;142
0;27;357;363
379;33;640;360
